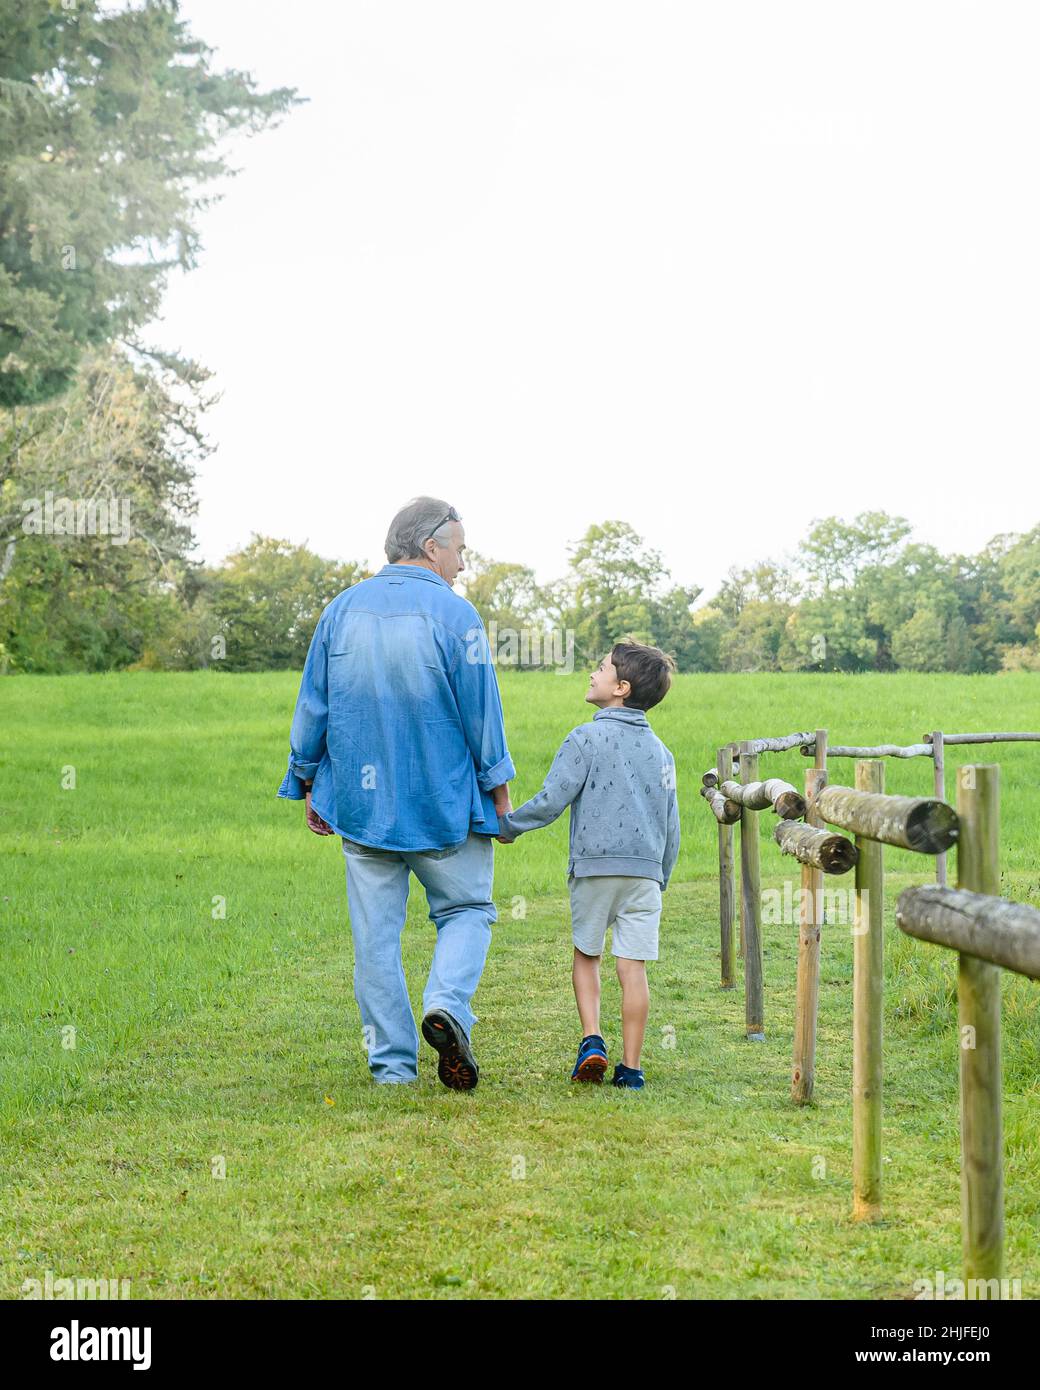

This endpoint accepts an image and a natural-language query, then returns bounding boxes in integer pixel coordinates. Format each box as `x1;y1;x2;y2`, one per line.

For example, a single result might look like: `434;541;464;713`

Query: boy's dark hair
611;641;676;711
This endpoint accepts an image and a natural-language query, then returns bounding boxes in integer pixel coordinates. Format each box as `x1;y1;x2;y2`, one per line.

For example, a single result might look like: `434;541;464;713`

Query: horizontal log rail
811;784;959;854
895;886;1040;980
734;731;816;757
773;821;858;875
800;741;933;759
723;732;1040;765
923;731;1040;746
700;783;741;825
718;777;806;820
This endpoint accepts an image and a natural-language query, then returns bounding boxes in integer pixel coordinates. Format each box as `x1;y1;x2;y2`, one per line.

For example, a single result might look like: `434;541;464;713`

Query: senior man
277;497;514;1091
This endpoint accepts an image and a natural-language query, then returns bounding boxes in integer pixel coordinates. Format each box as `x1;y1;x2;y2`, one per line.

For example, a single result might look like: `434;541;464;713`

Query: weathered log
702;768;720;788
773;788;807;819
735;731;816;756
719;777;806;820
773;821;859;875
700;783;741;825
924;731;1040;745
811;784;958;854
895;887;1040;980
800;742;933;759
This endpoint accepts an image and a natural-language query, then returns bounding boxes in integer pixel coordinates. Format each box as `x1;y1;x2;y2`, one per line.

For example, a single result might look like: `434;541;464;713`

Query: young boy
498;641;680;1089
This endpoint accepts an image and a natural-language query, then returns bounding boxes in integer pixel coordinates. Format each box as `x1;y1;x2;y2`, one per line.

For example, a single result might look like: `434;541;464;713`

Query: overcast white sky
157;0;1039;598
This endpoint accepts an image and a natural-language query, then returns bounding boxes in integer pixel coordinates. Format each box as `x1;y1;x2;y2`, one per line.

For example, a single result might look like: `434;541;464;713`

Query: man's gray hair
384;496;459;562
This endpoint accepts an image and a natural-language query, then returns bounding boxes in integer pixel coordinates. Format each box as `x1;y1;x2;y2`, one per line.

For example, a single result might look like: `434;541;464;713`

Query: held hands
492;781;515;844
305;789;334;836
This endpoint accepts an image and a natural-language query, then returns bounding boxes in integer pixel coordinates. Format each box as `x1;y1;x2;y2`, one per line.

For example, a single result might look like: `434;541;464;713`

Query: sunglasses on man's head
425;507;461;542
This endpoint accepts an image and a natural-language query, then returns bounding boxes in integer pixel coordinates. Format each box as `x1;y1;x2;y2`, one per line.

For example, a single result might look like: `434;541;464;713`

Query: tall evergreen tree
0;0;299;407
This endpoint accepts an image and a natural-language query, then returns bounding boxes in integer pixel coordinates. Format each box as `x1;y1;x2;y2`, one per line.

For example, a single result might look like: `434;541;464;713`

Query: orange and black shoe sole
572;1054;607;1083
421;1009;479;1091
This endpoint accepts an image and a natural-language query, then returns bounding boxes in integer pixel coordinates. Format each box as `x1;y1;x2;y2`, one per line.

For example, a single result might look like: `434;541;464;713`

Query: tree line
461;514;1040;675
3;505;1037;673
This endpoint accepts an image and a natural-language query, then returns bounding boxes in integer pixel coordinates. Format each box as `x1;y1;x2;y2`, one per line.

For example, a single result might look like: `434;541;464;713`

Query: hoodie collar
593;706;649;728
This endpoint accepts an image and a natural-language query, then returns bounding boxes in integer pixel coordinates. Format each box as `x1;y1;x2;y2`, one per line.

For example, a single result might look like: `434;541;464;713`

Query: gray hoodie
500;706;680;888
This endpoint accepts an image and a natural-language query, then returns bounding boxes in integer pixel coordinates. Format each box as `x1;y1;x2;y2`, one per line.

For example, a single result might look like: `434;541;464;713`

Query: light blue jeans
342;832;496;1083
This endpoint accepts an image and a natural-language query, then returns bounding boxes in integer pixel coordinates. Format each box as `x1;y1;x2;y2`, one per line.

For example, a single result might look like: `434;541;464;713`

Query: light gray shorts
569;874;662;961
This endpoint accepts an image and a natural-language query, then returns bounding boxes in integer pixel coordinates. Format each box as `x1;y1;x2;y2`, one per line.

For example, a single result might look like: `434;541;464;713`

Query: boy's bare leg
572;947;602;1037
615;956;649;1068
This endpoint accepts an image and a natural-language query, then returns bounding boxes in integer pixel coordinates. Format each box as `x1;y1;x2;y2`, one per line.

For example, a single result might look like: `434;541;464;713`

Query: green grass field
1;671;1038;1299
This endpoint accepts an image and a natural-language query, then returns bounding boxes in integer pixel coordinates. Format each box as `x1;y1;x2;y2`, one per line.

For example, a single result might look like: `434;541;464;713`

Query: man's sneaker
611;1062;645;1089
421;1009;479;1091
571;1034;608;1083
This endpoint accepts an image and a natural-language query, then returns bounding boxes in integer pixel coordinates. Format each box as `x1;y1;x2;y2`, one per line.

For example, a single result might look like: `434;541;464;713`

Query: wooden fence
895;764;1040;1285
700;732;1038;1286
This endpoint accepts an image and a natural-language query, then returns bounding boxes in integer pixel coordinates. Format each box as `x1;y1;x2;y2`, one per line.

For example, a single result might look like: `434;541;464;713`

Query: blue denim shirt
277;565;515;851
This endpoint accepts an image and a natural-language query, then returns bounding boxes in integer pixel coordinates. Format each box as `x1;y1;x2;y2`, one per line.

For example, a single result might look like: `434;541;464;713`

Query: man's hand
305;789;334;836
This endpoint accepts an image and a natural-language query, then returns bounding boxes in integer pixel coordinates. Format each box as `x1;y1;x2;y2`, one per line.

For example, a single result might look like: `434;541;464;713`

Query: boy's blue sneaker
571;1034;608;1083
612;1063;645;1089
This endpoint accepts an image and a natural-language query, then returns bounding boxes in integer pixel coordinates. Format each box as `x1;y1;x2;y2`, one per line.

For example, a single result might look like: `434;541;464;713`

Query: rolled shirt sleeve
451;620;516;791
276;610;330;801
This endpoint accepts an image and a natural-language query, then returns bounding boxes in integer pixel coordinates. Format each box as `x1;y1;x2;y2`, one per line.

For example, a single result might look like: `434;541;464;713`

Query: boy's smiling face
585;653;630;708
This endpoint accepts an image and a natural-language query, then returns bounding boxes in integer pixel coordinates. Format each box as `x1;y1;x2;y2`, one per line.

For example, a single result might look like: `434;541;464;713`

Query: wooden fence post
739;741;765;1040
956;764;1004;1283
852;759;884;1222
718;745;737;990
814;727;828;783
732;743;744;959
933;730;947;887
791;763;826;1104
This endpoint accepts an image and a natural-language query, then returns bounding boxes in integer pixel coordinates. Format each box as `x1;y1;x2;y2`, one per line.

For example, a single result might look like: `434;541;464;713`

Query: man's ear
616;678;632;701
